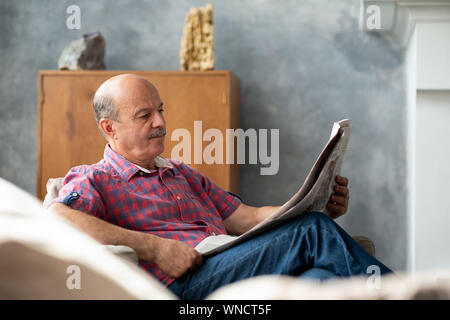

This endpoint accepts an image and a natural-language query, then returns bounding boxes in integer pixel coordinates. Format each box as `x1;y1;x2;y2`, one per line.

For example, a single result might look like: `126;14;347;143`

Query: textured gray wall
0;0;407;270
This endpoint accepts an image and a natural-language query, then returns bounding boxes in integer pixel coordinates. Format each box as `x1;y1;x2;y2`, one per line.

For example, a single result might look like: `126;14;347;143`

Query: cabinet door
163;73;231;190
39;74;107;201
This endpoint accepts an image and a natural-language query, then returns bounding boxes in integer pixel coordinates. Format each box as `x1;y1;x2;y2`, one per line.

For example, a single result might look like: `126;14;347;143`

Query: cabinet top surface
38;70;237;78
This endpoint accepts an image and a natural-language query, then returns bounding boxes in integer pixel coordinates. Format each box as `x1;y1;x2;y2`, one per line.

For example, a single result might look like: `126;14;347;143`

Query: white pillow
43;177;64;208
0;177;176;299
206;273;450;300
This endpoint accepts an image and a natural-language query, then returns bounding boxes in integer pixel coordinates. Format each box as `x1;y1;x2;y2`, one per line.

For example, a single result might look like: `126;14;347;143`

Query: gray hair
92;92;119;124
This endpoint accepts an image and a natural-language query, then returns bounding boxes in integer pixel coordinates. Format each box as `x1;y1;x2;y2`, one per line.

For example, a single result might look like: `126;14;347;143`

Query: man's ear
98;118;117;140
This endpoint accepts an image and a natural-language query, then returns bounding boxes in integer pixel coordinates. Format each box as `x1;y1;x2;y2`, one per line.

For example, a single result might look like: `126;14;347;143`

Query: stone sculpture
180;3;214;71
58;32;106;70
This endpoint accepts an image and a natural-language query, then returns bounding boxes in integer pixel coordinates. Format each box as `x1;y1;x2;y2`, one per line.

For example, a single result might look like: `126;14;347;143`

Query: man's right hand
136;234;204;279
49;203;203;279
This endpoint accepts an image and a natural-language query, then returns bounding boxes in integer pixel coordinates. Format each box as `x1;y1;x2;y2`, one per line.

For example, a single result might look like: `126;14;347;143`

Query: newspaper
195;119;351;256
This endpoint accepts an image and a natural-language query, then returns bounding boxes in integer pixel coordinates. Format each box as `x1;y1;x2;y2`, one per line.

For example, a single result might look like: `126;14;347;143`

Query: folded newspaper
195;119;351;257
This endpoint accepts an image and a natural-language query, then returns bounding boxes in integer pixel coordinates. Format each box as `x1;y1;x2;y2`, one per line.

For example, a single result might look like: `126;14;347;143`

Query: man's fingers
194;252;204;267
326;202;346;218
328;179;349;220
327;202;345;214
187;250;203;272
194;249;203;266
334;185;349;197
329;194;346;206
335;175;348;187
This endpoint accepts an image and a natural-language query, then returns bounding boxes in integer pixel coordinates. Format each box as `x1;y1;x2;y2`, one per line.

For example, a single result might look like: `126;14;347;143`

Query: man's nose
152;111;165;128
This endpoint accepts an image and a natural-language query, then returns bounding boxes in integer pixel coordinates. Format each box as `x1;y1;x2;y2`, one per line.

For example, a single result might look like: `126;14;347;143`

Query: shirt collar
135;157;174;172
104;145;173;181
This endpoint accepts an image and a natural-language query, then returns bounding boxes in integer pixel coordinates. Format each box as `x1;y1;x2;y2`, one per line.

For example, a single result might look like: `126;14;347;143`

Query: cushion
43;177;64;208
206;273;450;300
0;177;176;299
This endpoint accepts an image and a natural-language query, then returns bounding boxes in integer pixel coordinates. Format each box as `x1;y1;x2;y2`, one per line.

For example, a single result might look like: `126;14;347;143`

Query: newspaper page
195;119;351;256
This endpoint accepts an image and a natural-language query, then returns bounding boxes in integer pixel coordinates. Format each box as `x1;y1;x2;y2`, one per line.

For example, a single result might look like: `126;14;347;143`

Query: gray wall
0;0;407;271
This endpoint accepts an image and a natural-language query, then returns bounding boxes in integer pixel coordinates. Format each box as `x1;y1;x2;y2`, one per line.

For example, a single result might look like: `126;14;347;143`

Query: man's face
111;80;166;164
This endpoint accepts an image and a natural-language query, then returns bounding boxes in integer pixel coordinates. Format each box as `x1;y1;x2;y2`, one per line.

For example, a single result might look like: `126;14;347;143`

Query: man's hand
326;175;349;219
136;234;203;279
50;203;203;279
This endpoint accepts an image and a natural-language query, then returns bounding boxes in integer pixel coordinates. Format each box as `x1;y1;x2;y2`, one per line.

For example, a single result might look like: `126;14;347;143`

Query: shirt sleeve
176;162;242;220
49;166;106;219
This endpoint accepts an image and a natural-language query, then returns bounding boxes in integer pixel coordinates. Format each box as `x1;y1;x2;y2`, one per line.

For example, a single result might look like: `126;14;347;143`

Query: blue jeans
168;211;393;299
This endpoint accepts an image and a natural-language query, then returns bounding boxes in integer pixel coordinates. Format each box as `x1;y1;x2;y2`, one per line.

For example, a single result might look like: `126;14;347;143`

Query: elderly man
49;74;392;299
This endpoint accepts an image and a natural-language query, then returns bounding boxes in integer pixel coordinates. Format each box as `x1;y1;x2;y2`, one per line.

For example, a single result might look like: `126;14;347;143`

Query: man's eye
140;113;150;119
159;109;164;113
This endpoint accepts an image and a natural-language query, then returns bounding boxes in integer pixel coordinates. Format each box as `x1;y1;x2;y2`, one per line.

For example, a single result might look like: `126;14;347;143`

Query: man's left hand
326;175;349;219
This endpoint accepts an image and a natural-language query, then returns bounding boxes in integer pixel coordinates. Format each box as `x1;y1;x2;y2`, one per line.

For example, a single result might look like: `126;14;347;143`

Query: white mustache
149;127;166;139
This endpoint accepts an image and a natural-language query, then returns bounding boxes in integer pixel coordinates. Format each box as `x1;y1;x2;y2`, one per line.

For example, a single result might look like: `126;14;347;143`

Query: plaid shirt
51;145;241;286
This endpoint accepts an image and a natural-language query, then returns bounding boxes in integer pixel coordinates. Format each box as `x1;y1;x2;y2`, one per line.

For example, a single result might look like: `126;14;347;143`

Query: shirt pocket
184;193;224;226
168;174;198;195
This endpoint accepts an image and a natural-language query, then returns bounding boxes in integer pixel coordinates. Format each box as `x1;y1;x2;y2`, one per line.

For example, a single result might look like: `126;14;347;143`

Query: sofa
1;176;450;300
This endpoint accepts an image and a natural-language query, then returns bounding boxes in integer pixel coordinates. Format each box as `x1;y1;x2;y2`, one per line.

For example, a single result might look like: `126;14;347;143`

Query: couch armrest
102;239;372;266
102;245;139;265
352;235;376;257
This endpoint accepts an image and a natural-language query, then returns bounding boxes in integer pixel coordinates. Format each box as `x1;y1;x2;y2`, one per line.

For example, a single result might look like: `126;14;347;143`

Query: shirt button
71;192;78;197
176;195;181;200
139;172;144;176
212;232;216;236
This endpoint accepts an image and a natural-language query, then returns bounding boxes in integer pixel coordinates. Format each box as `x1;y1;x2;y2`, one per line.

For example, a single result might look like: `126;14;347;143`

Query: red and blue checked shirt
51;144;241;286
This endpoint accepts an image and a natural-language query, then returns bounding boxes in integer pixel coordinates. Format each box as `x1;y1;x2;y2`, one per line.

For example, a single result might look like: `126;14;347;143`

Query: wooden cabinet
37;70;240;200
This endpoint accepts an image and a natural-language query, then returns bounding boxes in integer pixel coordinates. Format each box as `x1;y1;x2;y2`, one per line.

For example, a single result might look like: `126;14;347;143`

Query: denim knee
301;211;334;226
286;211;336;235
